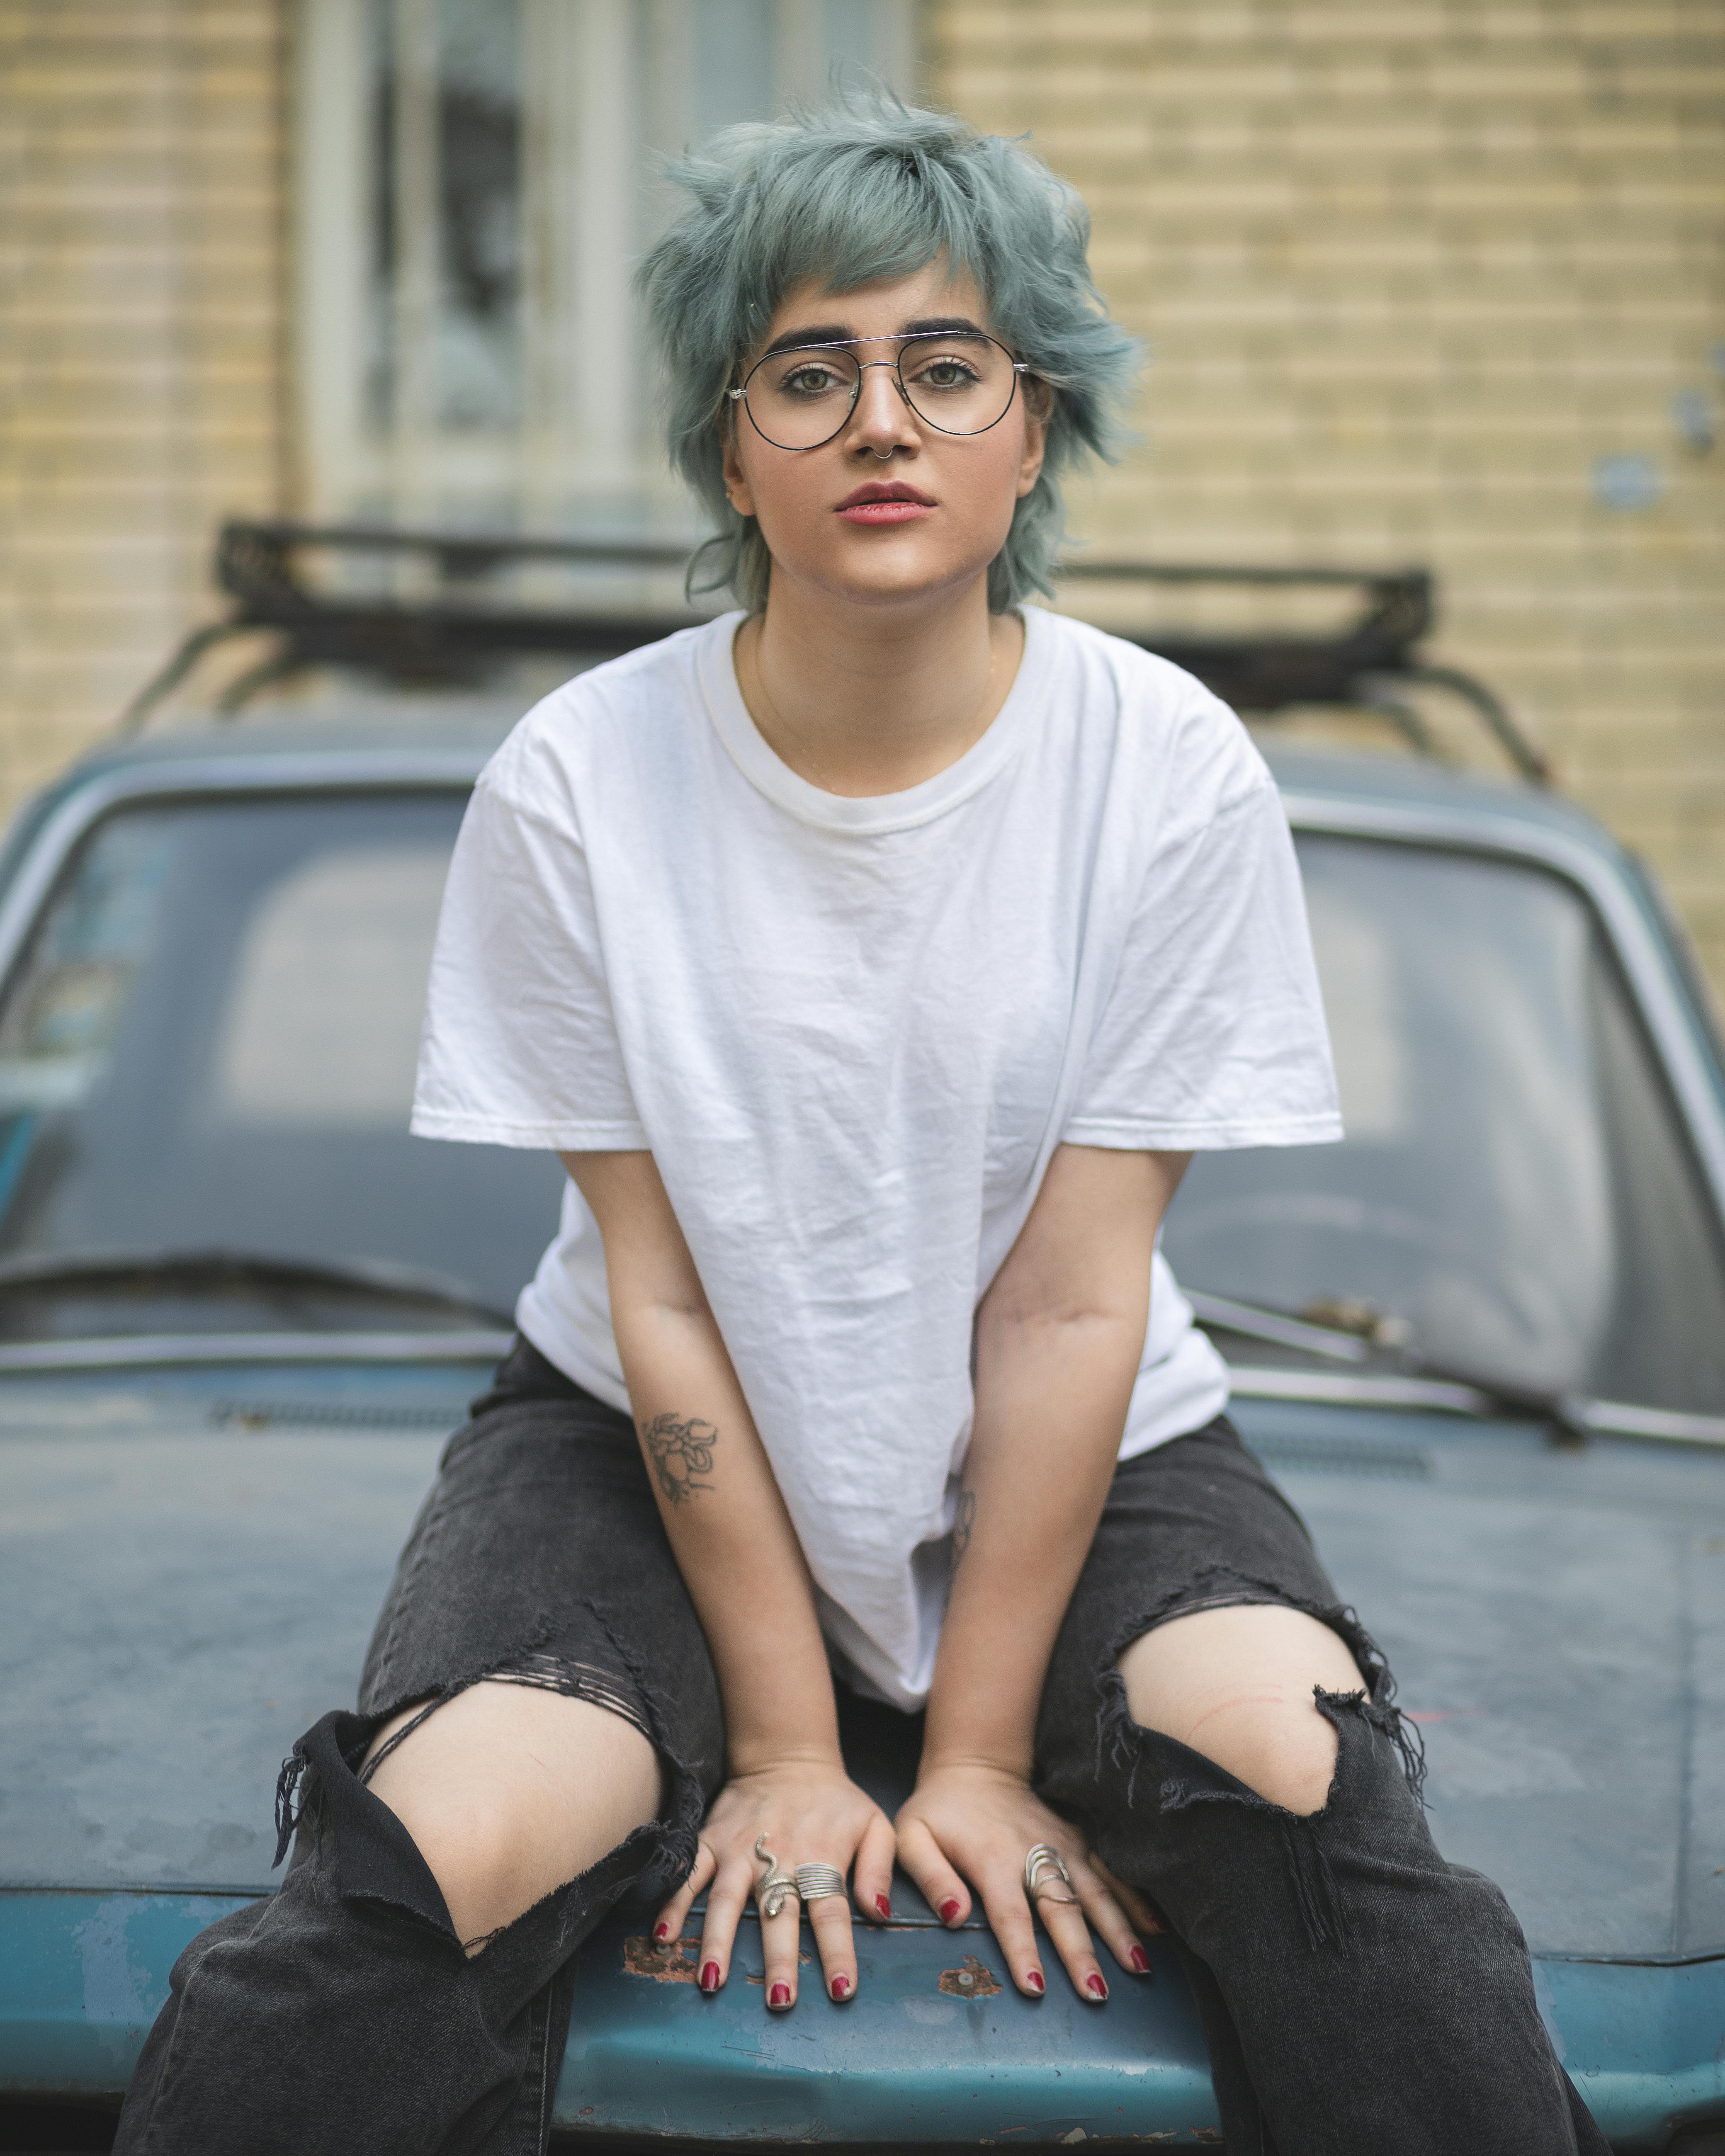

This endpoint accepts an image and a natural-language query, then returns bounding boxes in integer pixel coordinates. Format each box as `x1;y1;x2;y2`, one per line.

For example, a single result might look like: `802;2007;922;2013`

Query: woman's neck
734;575;1025;799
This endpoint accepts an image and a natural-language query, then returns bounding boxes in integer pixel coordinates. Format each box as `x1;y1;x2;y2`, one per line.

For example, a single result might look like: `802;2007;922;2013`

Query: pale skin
366;259;1365;1993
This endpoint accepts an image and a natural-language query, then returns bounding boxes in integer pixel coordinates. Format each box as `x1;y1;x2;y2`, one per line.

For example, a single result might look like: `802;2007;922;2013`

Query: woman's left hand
895;1762;1152;2001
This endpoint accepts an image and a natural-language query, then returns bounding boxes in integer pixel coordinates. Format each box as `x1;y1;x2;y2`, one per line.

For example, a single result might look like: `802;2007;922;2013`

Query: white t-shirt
412;607;1342;1707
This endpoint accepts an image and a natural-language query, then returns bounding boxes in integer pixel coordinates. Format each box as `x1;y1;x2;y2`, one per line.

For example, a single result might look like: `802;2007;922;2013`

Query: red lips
835;480;936;508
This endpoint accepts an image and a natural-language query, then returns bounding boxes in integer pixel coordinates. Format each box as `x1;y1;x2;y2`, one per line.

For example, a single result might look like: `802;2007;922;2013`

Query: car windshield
0;794;1720;1411
1163;833;1725;1414
0;792;563;1333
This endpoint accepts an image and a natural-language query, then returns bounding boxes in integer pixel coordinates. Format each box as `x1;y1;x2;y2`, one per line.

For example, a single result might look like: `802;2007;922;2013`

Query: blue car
2;529;1723;2151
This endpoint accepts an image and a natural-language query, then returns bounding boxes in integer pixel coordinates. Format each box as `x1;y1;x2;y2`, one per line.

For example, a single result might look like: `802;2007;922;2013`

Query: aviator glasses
730;330;1030;452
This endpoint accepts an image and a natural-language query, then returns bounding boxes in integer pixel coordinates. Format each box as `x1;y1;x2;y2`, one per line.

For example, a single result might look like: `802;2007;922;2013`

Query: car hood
2;1375;1723;1962
0;1364;461;1893
1237;1395;1725;1961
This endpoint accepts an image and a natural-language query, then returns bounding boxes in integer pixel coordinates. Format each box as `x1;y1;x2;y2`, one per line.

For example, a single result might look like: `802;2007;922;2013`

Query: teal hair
637;92;1140;614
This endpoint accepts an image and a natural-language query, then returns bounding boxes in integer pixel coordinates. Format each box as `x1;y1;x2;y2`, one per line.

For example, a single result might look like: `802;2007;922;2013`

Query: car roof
26;697;1637;880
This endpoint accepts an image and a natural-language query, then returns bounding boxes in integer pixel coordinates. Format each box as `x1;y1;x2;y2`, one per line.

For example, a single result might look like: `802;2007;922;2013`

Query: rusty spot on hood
938;1953;1002;1998
623;1935;702;1982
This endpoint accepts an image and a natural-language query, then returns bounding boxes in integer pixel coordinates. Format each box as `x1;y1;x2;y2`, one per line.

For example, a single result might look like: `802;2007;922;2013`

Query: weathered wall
931;0;1725;993
0;0;286;796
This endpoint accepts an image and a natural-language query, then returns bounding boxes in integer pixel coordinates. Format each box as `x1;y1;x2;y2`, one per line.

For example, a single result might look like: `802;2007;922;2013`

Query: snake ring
753;1835;801;1920
1023;1842;1080;1907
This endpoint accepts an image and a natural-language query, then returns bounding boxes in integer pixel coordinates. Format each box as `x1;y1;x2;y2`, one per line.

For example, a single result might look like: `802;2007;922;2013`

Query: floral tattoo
642;1413;718;1506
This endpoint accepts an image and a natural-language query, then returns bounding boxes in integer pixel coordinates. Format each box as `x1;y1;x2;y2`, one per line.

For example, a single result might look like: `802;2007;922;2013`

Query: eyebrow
758;315;989;359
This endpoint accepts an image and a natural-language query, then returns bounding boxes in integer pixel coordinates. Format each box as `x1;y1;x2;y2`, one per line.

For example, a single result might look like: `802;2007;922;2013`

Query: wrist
726;1731;848;1779
916;1724;1034;1785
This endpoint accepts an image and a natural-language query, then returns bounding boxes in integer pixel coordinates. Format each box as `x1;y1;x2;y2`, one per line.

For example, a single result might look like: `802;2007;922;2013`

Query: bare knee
363;1681;663;1952
1119;1603;1366;1817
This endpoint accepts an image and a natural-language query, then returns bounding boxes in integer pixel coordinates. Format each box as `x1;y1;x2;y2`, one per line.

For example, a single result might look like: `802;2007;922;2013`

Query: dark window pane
435;0;521;430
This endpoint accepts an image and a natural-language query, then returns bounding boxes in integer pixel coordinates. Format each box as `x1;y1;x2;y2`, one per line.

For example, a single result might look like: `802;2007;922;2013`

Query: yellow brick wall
931;0;1725;995
0;0;286;796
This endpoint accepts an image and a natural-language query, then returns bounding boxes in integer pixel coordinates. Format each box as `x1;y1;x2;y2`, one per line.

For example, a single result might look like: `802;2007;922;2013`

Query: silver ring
1023;1842;1079;1907
753;1835;800;1920
794;1862;848;1903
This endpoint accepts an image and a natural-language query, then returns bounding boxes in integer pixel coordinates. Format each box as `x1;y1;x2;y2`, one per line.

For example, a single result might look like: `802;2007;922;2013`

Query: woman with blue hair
119;95;1606;2156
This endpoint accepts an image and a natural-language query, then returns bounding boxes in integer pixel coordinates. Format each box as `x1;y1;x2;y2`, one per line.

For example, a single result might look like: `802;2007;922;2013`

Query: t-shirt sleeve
410;765;648;1150
1064;767;1344;1152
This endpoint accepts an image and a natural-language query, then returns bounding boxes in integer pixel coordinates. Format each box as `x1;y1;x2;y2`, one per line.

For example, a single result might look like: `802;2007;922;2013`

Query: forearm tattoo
642;1413;718;1507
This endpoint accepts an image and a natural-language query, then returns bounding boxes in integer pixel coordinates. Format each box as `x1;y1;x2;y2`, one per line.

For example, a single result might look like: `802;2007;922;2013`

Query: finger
697;1857;751;1994
759;1894;803;2010
976;1878;1045;1998
1089;1852;1163;1938
852;1812;898;1925
807;1889;856;2001
655;1838;717;1947
1071;1860;1151;1976
895;1816;970;1927
1037;1887;1109;2003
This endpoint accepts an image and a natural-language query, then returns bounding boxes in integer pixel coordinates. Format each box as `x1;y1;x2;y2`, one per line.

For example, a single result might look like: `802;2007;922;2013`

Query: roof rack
119;520;1547;782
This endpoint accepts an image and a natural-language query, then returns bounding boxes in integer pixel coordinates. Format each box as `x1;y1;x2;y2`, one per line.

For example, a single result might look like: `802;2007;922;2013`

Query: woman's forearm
921;1312;1146;1775
566;1152;841;1773
921;1145;1188;1777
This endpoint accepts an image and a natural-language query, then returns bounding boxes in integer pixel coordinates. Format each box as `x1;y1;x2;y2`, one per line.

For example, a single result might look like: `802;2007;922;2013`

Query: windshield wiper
1190;1290;1725;1449
0;1248;513;1328
1185;1289;1373;1364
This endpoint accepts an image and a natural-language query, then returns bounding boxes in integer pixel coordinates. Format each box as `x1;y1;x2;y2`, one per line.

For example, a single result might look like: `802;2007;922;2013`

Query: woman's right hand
654;1757;897;2008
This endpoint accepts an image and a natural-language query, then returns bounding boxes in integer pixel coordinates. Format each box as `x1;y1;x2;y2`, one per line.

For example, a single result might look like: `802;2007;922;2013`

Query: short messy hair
637;92;1140;614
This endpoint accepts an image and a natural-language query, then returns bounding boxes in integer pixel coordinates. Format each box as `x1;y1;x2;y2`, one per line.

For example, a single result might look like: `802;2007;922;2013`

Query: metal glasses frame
726;332;1033;450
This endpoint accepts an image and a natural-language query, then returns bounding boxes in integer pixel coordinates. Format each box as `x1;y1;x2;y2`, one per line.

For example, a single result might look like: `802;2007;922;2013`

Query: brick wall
931;0;1725;995
0;0;286;796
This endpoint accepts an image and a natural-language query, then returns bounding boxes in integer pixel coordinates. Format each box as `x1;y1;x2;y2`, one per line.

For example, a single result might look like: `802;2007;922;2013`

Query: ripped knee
1118;1603;1366;1816
361;1675;664;1954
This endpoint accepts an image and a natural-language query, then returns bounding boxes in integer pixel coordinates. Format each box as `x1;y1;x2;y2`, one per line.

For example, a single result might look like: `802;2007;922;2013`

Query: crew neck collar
698;606;1053;835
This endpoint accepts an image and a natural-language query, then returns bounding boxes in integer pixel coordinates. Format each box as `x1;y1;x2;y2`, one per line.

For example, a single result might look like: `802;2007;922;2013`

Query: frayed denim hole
1091;1567;1406;1819
1313;1683;1429;1808
351;1605;709;1918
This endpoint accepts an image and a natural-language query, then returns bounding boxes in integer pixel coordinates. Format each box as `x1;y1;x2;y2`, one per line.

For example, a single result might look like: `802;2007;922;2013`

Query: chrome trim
0;751;487;998
1569;1397;1725;1451
0;1329;513;1374
1226;1366;1494;1415
1280;791;1725;1239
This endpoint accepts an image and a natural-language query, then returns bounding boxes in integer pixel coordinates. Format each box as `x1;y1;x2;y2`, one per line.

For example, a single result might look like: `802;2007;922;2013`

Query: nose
845;359;920;461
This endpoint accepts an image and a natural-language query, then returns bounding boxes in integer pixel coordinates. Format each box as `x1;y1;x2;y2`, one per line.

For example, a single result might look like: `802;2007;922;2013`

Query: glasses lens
898;333;1017;435
743;346;862;449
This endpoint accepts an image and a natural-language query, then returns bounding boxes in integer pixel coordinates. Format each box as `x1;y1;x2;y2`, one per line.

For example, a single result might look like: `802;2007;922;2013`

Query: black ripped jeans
117;1339;1609;2156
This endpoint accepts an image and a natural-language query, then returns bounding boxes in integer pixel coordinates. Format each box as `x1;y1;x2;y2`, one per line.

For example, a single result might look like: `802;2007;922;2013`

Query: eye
776;361;850;398
906;351;983;391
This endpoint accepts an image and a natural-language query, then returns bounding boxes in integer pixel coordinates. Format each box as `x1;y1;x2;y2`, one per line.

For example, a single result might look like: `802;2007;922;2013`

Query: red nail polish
1087;1972;1108;2000
653;1921;670;1940
939;1897;962;1923
1130;1943;1150;1974
769;1981;791;2008
700;1962;720;1993
1025;1969;1045;1994
874;1894;892;1920
831;1973;852;2000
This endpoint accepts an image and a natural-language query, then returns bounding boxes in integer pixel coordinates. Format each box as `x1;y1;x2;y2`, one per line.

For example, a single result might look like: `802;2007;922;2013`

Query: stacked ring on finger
794;1863;848;1904
753;1836;800;1920
1023;1842;1080;1907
